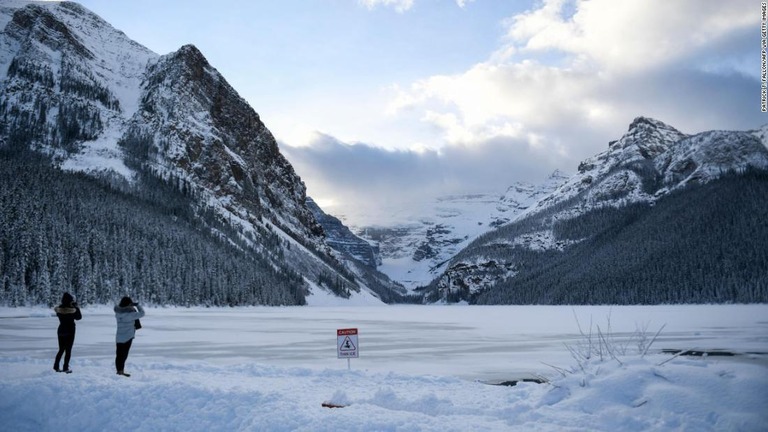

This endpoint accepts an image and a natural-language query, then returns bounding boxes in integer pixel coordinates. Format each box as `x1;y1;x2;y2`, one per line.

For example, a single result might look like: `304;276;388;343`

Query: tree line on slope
428;169;768;305
1;56;113;153
0;150;306;307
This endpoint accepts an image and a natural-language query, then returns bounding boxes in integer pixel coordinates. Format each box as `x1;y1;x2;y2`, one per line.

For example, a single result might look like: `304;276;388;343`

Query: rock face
306;198;380;268
423;118;768;304
0;1;402;305
124;43;323;246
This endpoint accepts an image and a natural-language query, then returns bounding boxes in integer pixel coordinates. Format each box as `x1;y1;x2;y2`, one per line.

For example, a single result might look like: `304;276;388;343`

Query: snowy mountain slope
748;122;768;149
424;118;768;304
304;197;415;302
0;1;155;177
124;43;325;246
346;170;568;290
305;197;380;268
0;1;402;305
523;117;768;221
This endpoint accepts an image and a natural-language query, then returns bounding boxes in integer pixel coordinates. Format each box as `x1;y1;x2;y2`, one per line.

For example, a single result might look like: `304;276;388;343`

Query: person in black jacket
53;292;82;373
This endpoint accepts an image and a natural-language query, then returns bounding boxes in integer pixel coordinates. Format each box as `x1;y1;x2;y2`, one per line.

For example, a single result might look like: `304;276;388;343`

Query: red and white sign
337;328;359;358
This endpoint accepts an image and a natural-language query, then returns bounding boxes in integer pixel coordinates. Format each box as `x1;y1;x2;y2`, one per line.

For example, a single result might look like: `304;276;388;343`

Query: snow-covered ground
1;304;767;431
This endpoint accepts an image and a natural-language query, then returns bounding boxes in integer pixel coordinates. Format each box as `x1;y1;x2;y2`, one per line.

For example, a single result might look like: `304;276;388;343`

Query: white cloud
359;0;475;13
387;0;760;162
358;0;415;13
286;0;761;226
408;61;600;128
280;132;565;225
504;0;755;72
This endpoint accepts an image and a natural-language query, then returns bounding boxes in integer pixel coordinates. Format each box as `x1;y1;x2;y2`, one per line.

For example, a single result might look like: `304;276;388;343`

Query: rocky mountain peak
749;123;768;149
426;119;768;305
524;117;766;222
627;116;669;132
0;0;407;304
6;2;92;60
158;44;209;81
613;116;687;159
132;42;322;243
175;43;205;61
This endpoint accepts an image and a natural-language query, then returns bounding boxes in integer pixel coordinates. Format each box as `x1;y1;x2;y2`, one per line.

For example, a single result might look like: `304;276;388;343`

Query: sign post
337;328;358;370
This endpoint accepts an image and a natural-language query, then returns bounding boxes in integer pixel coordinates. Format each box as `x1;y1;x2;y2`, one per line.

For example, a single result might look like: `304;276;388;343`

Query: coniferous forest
0;150;306;307
437;169;768;305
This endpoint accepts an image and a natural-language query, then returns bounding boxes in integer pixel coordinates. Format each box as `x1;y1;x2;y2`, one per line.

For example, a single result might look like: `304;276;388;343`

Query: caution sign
337;328;359;358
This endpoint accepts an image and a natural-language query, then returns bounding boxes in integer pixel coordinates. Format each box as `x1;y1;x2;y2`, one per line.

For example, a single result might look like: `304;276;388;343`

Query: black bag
134;319;142;330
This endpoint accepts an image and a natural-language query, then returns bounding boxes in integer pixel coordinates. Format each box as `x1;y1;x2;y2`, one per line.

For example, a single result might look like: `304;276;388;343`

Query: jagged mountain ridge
423;118;768;304
344;170;569;291
520;117;768;221
126;43;324;245
0;0;402;304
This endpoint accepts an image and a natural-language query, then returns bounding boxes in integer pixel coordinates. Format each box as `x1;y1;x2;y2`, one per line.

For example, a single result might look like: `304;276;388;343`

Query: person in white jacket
114;296;145;377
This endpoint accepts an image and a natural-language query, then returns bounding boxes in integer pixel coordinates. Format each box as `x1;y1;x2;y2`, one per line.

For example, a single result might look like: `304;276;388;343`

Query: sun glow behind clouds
271;122;321;148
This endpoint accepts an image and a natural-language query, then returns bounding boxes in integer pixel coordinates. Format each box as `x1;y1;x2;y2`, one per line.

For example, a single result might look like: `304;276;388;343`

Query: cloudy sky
73;0;760;225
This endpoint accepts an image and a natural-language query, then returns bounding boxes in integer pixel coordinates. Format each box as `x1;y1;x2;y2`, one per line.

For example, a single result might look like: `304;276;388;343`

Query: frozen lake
2;304;766;382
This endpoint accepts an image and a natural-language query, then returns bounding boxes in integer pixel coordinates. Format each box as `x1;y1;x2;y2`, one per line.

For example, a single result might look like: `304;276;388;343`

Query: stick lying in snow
657;348;696;366
321;402;347;409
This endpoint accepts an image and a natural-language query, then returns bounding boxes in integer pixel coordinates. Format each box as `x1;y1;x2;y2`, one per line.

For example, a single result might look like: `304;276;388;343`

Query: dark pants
115;338;134;372
55;333;75;370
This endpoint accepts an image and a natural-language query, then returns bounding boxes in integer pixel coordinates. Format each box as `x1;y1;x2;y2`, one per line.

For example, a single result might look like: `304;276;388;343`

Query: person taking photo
53;292;82;373
114;296;145;377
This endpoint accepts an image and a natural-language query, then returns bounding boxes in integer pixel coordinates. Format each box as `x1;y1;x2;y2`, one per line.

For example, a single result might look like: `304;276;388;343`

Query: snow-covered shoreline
1;305;767;431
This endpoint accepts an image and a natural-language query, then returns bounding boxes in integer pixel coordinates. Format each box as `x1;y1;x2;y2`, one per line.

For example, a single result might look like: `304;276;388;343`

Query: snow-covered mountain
423;118;768;304
345;170;568;290
305;197;380;268
521;117;768;221
0;0;401;305
1;1;316;243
